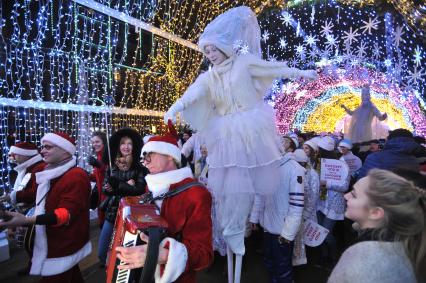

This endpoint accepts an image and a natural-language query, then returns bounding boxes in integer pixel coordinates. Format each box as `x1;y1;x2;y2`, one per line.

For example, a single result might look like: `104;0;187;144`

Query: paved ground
0;220;331;283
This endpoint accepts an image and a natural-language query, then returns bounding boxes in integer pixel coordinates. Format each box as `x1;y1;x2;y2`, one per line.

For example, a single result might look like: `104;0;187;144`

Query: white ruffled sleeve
245;54;316;98
178;73;214;131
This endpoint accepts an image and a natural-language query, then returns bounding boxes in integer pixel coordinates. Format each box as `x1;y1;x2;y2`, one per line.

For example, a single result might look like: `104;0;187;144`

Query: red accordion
106;196;168;283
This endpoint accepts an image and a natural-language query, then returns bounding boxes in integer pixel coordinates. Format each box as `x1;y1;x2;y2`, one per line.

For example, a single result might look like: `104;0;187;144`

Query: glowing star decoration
361;16;380;35
279;38;288;49
393;25;405;48
320;20;334;37
305;34;319;47
414;46;422;66
262;30;270;43
342;27;360;46
280;12;293;27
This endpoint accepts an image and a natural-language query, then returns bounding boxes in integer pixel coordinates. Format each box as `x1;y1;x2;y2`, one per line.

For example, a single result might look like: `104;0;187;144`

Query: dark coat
358;137;421;179
102;164;148;223
101;128;147;222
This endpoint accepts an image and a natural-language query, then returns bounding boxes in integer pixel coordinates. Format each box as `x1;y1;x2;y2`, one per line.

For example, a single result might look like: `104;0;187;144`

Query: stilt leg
227;245;234;283
234;254;242;283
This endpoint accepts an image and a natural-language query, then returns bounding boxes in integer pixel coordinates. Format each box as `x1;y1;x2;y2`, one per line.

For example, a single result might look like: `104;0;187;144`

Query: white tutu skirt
199;102;282;255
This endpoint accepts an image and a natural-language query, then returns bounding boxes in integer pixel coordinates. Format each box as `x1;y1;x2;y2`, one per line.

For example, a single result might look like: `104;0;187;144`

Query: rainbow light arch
274;68;426;136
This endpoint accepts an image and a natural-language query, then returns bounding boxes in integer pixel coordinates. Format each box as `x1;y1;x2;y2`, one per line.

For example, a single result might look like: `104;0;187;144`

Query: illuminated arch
274;69;426;136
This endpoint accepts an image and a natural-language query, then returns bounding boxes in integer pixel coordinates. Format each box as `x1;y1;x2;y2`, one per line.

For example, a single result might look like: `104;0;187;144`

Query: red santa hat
141;120;181;165
41;132;76;155
9;142;39;156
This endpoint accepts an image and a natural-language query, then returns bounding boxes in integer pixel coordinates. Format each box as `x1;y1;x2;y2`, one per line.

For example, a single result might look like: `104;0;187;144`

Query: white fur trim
41;133;76;155
142;141;181;165
9;146;38;156
30;157;77;275
154;237;188;283
145;167;194;198
13;154;43;191
10;190;17;205
35;241;92;276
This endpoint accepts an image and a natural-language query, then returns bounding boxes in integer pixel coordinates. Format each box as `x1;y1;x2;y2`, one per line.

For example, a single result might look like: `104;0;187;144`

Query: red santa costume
89;149;107;226
9;142;45;194
13;133;92;282
141;123;213;283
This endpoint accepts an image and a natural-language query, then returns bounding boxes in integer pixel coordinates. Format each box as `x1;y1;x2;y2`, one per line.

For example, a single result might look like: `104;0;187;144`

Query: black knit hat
103;128;142;169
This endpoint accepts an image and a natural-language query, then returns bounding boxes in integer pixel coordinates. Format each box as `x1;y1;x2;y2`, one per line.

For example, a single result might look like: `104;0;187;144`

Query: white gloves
300;69;318;81
164;101;184;124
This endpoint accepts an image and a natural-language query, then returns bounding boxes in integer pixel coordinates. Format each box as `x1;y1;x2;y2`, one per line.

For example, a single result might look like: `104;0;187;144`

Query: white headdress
198;6;262;58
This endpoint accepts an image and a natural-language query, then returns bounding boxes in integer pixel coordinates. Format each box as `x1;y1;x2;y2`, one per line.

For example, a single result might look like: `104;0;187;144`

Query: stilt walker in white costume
341;84;388;143
164;6;317;283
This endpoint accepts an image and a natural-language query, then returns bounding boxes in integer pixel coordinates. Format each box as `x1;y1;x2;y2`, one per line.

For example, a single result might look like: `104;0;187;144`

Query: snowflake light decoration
393;25;405;48
320;20;334;37
357;41;368;59
342;27;360;46
262;30;270;43
279;38;288;49
414;46;422;67
361;16;380;35
406;67;426;85
305;34;319;46
325;34;339;49
280;12;293;27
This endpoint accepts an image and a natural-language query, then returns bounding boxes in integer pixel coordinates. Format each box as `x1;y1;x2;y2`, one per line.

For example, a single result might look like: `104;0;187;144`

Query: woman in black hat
97;128;148;265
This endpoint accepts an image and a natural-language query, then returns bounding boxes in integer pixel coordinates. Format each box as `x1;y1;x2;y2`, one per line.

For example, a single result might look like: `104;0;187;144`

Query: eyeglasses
41;144;56;150
140;152;152;163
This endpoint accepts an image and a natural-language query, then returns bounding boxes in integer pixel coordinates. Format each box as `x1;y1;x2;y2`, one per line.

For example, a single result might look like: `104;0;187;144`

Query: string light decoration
0;0;285;192
337;0;426;34
258;1;425;135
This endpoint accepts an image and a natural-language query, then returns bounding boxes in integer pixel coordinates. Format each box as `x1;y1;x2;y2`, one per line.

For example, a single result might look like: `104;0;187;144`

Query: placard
303;219;329;247
320;158;349;187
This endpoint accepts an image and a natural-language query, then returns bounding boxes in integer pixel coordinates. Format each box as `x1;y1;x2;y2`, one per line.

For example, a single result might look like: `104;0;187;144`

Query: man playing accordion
115;120;213;283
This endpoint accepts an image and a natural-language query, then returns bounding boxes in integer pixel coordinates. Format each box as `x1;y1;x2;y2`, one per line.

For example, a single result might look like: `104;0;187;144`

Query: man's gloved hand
88;156;101;168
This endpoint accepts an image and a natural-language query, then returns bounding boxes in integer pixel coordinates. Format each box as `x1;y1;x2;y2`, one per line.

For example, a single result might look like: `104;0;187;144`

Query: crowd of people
0;124;425;283
0;5;425;283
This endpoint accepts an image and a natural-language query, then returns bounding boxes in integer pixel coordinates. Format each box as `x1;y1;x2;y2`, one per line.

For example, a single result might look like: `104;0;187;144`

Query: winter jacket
102;164;147;222
358;137;421;179
250;154;305;240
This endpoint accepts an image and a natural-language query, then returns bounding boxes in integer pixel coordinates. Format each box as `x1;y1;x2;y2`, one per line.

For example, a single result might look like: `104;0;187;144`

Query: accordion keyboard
115;231;138;283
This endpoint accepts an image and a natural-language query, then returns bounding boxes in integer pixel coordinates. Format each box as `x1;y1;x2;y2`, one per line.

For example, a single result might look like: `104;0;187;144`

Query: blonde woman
328;169;426;283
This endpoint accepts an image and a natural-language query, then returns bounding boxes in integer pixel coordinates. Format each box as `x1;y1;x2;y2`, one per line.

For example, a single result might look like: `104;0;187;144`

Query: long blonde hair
366;169;426;282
